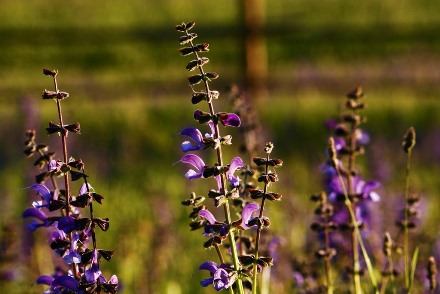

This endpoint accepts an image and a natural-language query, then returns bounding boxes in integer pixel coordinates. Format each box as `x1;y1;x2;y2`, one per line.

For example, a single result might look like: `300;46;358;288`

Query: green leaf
408;247;419;292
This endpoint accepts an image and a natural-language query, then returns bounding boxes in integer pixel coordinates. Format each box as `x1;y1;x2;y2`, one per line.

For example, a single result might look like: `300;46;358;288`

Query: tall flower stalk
22;69;118;293
176;22;282;293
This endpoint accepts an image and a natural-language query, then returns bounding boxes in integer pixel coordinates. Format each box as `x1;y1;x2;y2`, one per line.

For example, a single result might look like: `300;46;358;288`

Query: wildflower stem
323;207;334;294
252;153;269;294
403;149;412;291
186;32;244;294
52;74;79;278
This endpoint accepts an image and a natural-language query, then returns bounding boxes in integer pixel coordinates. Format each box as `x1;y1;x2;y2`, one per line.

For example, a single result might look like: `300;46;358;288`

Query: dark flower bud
347;86;364;99
238;255;256;266
46;121;63;135
217;112;241;127
175;23;186;32
402;127;416;153
194;43;209;52
49;199;66;211
43;68;58;77
179;33;197;45
185;21;196;31
179;47;195;56
181;199;194;206
310;222;324;232
81;249;94;263
187;74;203;85
64;123;81;134
70;170;87;181
191;91;208;104
98;249;115;261
193;109;212;124
249;189;263;199
186;57;209;71
265;192;282;201
204;72;219;80
264;142;274;154
257;257;274;267
189;220;205;231
42;89;69;100
71;194;92;208
189;205;206;219
315;248;337;259
91;193;104;204
334;124;350;136
93;217;110;231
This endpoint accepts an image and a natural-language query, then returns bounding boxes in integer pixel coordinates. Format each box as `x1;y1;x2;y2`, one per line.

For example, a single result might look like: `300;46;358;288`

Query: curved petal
228;157;244;176
180;127;203;145
199;209;217;225
36;275;54;286
199;261;219;273
241;203;260;229
23;208;47;221
52;275;79;291
85;263;102;283
79;183;93;196
180;154;205;172
29;184;52;203
200;277;214;287
57;216;76;234
213;268;230;290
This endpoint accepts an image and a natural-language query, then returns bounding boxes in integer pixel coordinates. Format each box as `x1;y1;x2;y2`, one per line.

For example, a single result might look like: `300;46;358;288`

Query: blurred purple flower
199;261;235;291
28;183;52;209
63;232;81;265
37;274;79;293
22;208;52;231
57;216;77;234
180;154;206;180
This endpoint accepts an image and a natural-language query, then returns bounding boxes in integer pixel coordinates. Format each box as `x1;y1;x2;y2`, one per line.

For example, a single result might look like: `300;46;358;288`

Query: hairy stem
403;149;412;291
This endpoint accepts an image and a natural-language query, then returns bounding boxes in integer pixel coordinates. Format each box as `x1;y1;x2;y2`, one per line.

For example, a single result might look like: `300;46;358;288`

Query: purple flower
85;250;102;283
199;261;236;291
180;127;206;152
326;173;380;203
217;112;241;127
241;203;260;229
28;184;52;209
22;208;52;231
180;154;206;180
57;216;77;234
199;209;229;237
63;232;81;265
226;157;244;187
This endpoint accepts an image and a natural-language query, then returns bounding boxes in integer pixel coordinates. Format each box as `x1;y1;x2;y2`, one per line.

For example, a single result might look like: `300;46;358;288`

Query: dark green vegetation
1;0;440;293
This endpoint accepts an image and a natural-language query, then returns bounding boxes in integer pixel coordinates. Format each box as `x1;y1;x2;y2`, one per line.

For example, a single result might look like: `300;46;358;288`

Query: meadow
1;1;440;293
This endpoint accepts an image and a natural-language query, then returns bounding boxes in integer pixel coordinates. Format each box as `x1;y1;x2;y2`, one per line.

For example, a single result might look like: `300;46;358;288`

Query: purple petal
228;157;244;175
180;128;203;144
361;180;380;193
23;208;48;221
199;261;219;273
241;203;260;229
48;160;58;171
29;184;52;203
79;183;92;196
109;275;119;285
194;109;204;120
200;277;214;287
57;216;76;234
180;154;205;172
181;141;201;152
213;268;230;291
86;263;102;283
184;169;202;180
36;275;54;286
220;113;241;127
214;175;222;191
52;275;79;291
199;210;217;225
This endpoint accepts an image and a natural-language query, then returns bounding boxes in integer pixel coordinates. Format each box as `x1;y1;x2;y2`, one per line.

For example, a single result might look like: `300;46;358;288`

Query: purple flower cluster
22;70;118;294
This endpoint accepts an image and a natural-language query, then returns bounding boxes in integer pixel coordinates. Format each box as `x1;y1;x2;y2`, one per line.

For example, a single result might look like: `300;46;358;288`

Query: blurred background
1;0;440;293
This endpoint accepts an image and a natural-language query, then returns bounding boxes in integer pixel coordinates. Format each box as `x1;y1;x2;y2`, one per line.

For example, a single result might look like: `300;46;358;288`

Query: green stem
403;150;412;291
